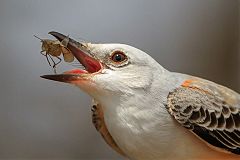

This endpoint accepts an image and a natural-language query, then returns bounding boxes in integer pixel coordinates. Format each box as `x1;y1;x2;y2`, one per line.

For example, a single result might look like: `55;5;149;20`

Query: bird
41;31;240;160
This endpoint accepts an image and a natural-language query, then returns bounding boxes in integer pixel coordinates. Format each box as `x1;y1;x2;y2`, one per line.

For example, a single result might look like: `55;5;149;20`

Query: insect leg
55;56;62;66
48;55;58;73
53;57;62;74
40;51;52;66
50;56;62;69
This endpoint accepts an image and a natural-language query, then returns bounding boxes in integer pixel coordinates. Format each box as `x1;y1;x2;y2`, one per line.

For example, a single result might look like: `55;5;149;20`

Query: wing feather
167;82;240;154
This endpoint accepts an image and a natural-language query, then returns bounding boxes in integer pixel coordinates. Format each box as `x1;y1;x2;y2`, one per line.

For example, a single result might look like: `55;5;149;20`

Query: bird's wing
167;78;240;154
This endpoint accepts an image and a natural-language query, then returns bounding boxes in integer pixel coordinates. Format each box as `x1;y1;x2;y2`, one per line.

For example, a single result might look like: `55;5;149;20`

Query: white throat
95;69;185;159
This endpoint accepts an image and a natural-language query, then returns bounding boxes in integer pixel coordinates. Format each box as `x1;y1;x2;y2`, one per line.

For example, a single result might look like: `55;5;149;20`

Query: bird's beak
41;31;102;83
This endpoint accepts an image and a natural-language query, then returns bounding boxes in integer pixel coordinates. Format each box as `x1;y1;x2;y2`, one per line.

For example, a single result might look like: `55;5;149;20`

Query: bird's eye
111;51;127;63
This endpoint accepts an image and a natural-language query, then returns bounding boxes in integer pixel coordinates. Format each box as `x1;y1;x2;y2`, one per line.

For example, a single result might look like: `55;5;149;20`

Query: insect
34;35;74;73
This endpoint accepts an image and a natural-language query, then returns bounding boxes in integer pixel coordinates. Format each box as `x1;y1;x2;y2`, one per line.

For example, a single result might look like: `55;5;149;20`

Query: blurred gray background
0;0;239;159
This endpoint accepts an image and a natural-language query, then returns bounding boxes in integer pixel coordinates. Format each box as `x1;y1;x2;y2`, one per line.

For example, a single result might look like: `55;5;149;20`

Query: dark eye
111;51;127;63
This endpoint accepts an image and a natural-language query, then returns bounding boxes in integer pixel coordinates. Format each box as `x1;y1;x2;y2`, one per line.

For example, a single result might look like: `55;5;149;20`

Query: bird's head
42;32;165;102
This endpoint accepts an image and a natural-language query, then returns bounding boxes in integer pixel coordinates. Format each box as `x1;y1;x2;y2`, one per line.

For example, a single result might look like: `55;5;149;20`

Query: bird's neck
101;71;180;131
97;71;190;159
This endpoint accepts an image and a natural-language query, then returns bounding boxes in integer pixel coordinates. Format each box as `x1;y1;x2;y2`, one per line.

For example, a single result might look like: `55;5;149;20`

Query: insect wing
62;47;74;62
61;36;69;47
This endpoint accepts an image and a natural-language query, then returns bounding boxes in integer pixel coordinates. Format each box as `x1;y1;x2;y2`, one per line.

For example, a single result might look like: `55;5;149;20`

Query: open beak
41;31;102;83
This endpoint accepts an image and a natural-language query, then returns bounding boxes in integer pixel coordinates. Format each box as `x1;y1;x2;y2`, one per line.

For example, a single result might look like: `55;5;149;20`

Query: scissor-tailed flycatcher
41;31;240;160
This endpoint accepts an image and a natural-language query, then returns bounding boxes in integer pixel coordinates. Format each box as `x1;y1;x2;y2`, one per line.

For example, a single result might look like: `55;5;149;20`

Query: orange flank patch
181;79;210;94
181;79;195;87
93;104;126;156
